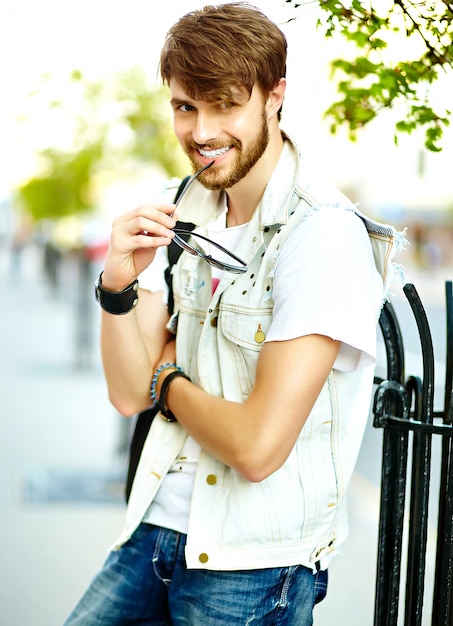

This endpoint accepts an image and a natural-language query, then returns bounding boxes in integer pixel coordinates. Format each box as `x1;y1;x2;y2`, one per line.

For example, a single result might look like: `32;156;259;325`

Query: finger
134;221;176;241
135;234;174;248
133;204;177;226
115;214;176;240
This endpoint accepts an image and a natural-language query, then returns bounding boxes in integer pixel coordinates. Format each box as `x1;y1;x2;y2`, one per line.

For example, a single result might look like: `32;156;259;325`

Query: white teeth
199;146;230;158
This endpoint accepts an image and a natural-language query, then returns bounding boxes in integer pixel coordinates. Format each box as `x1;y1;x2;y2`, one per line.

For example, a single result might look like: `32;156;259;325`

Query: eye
180;103;196;113
218;100;236;111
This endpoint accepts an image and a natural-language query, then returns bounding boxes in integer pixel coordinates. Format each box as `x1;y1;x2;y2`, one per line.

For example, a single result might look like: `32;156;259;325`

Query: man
64;3;402;624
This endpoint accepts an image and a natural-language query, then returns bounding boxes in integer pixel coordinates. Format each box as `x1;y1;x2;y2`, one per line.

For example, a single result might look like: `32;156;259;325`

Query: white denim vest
112;136;400;572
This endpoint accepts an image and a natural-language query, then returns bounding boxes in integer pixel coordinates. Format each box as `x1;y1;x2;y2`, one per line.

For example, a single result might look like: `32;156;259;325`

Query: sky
1;0;452;218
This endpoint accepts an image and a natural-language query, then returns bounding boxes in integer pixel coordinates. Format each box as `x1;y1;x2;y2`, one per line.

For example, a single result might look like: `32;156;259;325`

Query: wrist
95;271;139;315
151;363;181;404
156;366;178;397
150;363;191;422
100;272;134;293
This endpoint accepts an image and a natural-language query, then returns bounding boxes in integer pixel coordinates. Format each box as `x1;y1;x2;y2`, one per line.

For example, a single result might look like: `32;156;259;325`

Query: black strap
165;176;194;315
157;370;192;422
165;219;195;315
124;406;156;502
124;176;193;503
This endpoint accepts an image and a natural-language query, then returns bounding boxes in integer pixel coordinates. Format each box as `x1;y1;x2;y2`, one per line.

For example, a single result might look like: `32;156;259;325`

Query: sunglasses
171;162;248;274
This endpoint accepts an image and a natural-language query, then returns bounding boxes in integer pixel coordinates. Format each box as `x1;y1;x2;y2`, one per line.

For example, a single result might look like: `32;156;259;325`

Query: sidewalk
0;242;444;625
0;244;126;625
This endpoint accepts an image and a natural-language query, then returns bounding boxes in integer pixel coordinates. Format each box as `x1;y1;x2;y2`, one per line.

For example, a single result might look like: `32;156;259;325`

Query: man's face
169;80;270;190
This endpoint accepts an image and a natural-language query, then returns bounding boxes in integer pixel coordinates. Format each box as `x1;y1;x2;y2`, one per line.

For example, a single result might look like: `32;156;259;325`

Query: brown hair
159;3;287;104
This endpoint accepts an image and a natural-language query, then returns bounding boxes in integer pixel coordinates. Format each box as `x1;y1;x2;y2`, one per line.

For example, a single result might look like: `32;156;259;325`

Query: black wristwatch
95;272;139;315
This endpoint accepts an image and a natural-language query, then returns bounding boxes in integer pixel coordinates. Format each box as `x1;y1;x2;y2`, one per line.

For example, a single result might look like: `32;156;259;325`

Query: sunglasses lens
205;257;247;274
173;235;198;256
173;229;247;273
205;257;225;271
223;264;247;274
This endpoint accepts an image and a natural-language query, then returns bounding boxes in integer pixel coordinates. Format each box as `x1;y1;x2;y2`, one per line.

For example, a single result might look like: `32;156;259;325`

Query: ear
266;78;286;118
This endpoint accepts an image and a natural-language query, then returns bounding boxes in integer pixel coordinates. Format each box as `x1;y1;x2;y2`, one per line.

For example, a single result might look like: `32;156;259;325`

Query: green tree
18;145;102;222
17;68;186;222
284;0;452;151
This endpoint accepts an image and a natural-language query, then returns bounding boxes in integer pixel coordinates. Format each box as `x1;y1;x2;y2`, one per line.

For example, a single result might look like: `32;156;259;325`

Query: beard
185;110;270;191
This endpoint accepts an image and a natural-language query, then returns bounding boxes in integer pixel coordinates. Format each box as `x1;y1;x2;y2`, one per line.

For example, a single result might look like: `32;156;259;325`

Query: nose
192;110;219;145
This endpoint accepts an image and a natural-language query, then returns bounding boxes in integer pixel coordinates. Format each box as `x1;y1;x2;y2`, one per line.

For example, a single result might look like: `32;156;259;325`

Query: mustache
187;138;241;151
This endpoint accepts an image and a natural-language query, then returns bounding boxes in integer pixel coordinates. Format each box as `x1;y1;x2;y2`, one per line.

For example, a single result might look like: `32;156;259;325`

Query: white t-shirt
140;204;382;533
267;205;382;371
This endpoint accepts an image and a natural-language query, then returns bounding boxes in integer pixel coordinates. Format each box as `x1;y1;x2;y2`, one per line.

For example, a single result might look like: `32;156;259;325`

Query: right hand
101;203;177;291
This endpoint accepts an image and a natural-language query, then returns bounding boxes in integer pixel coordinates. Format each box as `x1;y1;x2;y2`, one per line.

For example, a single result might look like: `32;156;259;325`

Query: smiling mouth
198;145;231;159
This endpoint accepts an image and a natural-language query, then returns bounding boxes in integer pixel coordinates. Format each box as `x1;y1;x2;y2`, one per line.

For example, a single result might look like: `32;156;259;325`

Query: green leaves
18;145;103;221
286;0;453;150
395;104;450;152
17;68;185;222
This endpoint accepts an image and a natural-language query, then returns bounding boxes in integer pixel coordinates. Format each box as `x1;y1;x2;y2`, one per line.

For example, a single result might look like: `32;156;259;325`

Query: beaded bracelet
150;363;182;405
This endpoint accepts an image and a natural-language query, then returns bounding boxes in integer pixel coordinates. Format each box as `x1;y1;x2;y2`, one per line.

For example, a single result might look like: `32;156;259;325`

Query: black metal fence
373;281;453;626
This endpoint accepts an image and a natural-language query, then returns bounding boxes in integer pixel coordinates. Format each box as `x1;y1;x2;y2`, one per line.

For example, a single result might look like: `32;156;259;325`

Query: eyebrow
170;87;250;109
170;97;191;108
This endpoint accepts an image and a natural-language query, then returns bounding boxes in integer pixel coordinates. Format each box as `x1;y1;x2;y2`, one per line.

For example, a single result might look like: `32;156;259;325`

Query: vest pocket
218;306;273;397
219;306;273;351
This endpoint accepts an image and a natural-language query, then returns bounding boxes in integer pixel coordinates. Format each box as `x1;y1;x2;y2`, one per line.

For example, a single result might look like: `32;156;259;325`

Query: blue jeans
64;523;328;625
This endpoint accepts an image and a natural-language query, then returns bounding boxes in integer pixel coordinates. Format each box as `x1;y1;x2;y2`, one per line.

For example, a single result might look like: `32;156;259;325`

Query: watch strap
95;272;139;315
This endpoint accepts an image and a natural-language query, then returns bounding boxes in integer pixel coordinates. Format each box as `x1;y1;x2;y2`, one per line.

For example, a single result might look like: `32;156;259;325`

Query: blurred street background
1;226;451;626
1;1;452;624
